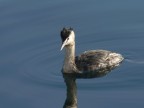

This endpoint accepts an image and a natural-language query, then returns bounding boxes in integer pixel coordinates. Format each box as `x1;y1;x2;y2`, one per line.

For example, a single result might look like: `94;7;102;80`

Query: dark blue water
0;0;144;108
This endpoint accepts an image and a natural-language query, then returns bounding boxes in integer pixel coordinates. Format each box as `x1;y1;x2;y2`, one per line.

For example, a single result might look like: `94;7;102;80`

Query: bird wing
75;50;123;78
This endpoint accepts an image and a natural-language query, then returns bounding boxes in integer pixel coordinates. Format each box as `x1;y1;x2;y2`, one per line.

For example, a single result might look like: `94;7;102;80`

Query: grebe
60;27;124;108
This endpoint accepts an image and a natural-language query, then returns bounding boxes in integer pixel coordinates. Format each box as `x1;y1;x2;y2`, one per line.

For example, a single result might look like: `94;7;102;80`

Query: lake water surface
0;0;144;108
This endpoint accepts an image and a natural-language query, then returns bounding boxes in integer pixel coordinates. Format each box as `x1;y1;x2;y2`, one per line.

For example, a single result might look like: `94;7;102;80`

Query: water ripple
125;59;144;64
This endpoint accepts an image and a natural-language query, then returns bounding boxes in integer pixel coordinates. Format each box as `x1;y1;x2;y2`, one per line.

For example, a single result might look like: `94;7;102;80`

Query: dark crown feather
60;27;73;42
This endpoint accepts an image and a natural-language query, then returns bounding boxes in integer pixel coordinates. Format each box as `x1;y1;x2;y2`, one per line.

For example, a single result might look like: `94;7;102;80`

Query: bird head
60;27;75;50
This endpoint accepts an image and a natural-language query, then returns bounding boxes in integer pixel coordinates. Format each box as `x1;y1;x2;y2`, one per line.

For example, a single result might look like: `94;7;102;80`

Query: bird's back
75;50;124;78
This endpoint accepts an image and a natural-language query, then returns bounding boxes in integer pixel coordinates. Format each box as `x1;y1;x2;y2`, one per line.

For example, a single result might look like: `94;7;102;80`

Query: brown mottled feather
75;50;123;78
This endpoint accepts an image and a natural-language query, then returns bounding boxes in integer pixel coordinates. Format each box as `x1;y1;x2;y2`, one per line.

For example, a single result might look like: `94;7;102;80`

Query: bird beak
60;43;65;51
60;39;67;51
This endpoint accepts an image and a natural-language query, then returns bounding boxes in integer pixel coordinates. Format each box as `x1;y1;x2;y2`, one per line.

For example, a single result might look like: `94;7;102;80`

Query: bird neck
64;43;75;64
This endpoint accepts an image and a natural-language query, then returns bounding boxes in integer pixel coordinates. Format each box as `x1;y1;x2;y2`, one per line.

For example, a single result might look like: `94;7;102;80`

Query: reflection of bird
60;27;124;108
60;27;124;76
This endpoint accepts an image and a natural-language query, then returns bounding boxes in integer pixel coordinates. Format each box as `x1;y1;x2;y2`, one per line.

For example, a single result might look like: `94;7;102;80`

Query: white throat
64;44;75;63
63;43;76;73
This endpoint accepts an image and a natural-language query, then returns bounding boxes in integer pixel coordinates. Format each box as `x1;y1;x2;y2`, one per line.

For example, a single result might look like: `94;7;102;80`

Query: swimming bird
60;27;124;108
60;27;124;76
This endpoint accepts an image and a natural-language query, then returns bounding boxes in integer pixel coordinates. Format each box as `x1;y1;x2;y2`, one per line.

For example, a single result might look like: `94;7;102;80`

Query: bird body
76;49;123;72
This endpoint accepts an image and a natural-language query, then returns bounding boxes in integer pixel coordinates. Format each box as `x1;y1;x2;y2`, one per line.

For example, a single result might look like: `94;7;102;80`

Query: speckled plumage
75;50;123;78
